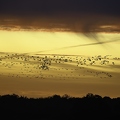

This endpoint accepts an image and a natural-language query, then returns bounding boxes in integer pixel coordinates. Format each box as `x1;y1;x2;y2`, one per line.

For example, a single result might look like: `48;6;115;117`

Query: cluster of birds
0;53;118;80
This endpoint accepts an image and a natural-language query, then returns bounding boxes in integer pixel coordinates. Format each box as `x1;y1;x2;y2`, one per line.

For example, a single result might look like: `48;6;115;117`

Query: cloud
0;0;120;40
0;0;120;16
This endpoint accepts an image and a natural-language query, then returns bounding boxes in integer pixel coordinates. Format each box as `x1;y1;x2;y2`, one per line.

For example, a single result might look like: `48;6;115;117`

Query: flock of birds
0;52;119;80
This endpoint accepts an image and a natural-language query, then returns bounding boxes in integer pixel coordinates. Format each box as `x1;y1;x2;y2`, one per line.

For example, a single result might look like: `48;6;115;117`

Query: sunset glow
0;30;120;56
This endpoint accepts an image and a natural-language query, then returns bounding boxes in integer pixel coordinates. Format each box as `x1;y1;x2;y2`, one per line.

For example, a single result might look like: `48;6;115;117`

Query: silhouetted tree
0;93;120;119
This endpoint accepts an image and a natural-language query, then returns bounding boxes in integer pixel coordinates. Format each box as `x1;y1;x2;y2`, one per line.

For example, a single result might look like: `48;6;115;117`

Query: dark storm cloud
0;0;120;16
0;0;120;36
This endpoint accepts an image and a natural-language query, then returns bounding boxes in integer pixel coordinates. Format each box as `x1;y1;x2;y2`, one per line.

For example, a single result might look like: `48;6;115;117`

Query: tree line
0;93;120;119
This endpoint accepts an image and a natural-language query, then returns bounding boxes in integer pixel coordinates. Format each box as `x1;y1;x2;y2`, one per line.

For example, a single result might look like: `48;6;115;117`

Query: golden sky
0;29;120;98
0;30;120;57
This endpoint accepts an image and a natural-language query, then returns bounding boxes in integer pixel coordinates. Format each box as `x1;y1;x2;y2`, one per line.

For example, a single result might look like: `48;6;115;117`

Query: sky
0;0;120;98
